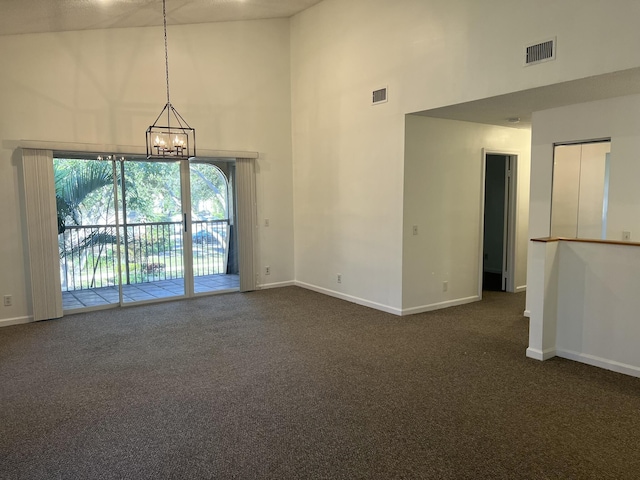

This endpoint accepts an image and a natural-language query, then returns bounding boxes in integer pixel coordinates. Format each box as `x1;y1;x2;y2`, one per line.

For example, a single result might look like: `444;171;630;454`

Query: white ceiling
0;0;324;36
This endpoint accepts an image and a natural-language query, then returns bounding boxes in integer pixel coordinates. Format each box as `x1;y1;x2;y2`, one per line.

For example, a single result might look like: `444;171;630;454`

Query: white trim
0;316;34;327
506;156;518;292
526;347;556;360
193;288;239;296
516;285;527;293
556;349;640;379
17;140;259;159
259;281;296;290
478;150;487;299
180;161;194;298
402;295;480;316
523;309;531;318
295;281;403;316
63;303;117;315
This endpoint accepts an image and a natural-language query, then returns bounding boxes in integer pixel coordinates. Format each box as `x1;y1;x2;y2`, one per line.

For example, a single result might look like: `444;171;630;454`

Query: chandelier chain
163;0;170;106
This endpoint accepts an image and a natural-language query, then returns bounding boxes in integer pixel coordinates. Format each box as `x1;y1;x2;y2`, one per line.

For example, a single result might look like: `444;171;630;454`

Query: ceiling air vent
372;87;388;105
525;38;556;66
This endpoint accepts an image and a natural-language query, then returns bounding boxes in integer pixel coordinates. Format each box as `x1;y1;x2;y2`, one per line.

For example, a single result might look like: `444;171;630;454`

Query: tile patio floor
62;274;239;310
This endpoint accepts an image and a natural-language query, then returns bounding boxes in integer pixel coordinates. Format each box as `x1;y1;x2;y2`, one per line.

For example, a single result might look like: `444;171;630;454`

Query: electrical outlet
623;231;631;241
412;225;418;236
264;218;270;227
337;274;342;284
442;281;448;292
3;295;12;307
265;266;271;275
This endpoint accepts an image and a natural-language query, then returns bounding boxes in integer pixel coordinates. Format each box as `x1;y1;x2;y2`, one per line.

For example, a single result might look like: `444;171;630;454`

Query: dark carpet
1;287;639;479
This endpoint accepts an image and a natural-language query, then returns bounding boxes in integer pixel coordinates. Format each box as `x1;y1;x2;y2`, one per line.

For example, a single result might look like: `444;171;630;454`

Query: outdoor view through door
55;155;239;311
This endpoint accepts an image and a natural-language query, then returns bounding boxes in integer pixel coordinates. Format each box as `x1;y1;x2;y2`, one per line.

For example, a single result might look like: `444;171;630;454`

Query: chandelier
146;0;196;159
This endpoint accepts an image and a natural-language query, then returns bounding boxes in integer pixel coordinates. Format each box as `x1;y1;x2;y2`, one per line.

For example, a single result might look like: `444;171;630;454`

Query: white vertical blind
235;158;257;292
21;148;63;320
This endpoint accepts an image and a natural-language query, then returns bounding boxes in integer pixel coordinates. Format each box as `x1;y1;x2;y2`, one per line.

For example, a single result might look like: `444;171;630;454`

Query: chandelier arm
151;103;170;127
170;105;193;129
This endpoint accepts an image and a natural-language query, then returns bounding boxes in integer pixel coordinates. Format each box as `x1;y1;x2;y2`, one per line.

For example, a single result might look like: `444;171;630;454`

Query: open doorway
480;151;518;293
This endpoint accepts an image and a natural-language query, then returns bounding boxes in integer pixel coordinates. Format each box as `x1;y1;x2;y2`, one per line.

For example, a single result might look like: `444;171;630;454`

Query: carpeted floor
1;287;639;479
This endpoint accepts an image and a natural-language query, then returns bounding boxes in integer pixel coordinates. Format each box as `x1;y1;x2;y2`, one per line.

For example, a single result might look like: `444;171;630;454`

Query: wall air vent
525;38;556;66
372;87;388;105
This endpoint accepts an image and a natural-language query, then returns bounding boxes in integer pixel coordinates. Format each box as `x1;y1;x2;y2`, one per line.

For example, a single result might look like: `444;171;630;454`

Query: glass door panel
189;162;237;293
120;160;185;303
55;157;121;310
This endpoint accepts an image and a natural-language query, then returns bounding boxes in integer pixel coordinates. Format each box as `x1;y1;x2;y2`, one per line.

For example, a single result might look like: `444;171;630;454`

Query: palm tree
55;161;115;234
55;161;118;289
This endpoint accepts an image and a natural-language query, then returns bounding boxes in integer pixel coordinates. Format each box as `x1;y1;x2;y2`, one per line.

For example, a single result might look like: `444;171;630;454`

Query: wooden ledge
531;237;640;247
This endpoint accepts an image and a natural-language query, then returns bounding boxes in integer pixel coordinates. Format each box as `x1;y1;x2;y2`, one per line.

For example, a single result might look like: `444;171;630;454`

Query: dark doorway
483;154;508;291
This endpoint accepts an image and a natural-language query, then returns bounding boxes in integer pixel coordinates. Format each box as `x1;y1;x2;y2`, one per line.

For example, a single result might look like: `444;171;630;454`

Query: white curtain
235;158;257;292
21;149;63;320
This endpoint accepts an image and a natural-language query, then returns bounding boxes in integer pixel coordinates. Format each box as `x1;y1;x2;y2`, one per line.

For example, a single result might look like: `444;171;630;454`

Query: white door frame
180;160;195;297
478;149;519;297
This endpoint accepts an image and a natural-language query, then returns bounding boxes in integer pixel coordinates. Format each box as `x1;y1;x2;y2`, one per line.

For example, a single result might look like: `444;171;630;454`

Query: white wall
555;241;640;377
528;239;640;377
527;94;640;362
528;94;640;243
291;0;640;313
0;19;295;323
402;116;531;313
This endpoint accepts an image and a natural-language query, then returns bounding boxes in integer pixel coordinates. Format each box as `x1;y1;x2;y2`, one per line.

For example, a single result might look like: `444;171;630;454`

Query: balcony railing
59;219;230;292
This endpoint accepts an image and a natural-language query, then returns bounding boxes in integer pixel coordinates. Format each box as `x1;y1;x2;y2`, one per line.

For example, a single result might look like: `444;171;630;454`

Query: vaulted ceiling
4;1;640;129
0;0;323;36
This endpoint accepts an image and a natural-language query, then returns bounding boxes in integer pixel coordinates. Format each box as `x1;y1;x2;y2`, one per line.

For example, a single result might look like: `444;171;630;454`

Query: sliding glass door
55;155;244;312
120;160;185;303
189;162;236;294
56;155;187;310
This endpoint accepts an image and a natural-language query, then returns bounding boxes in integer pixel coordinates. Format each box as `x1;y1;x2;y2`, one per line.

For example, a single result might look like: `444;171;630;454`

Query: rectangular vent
372;87;388;105
525;38;556;65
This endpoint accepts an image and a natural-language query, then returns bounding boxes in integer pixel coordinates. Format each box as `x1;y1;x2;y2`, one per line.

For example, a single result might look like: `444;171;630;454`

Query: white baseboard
526;347;556;361
556;349;640;379
0;315;34;328
295;282;482;317
258;280;296;290
295;281;402;315
516;285;527;293
401;295;480;316
523;309;531;318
